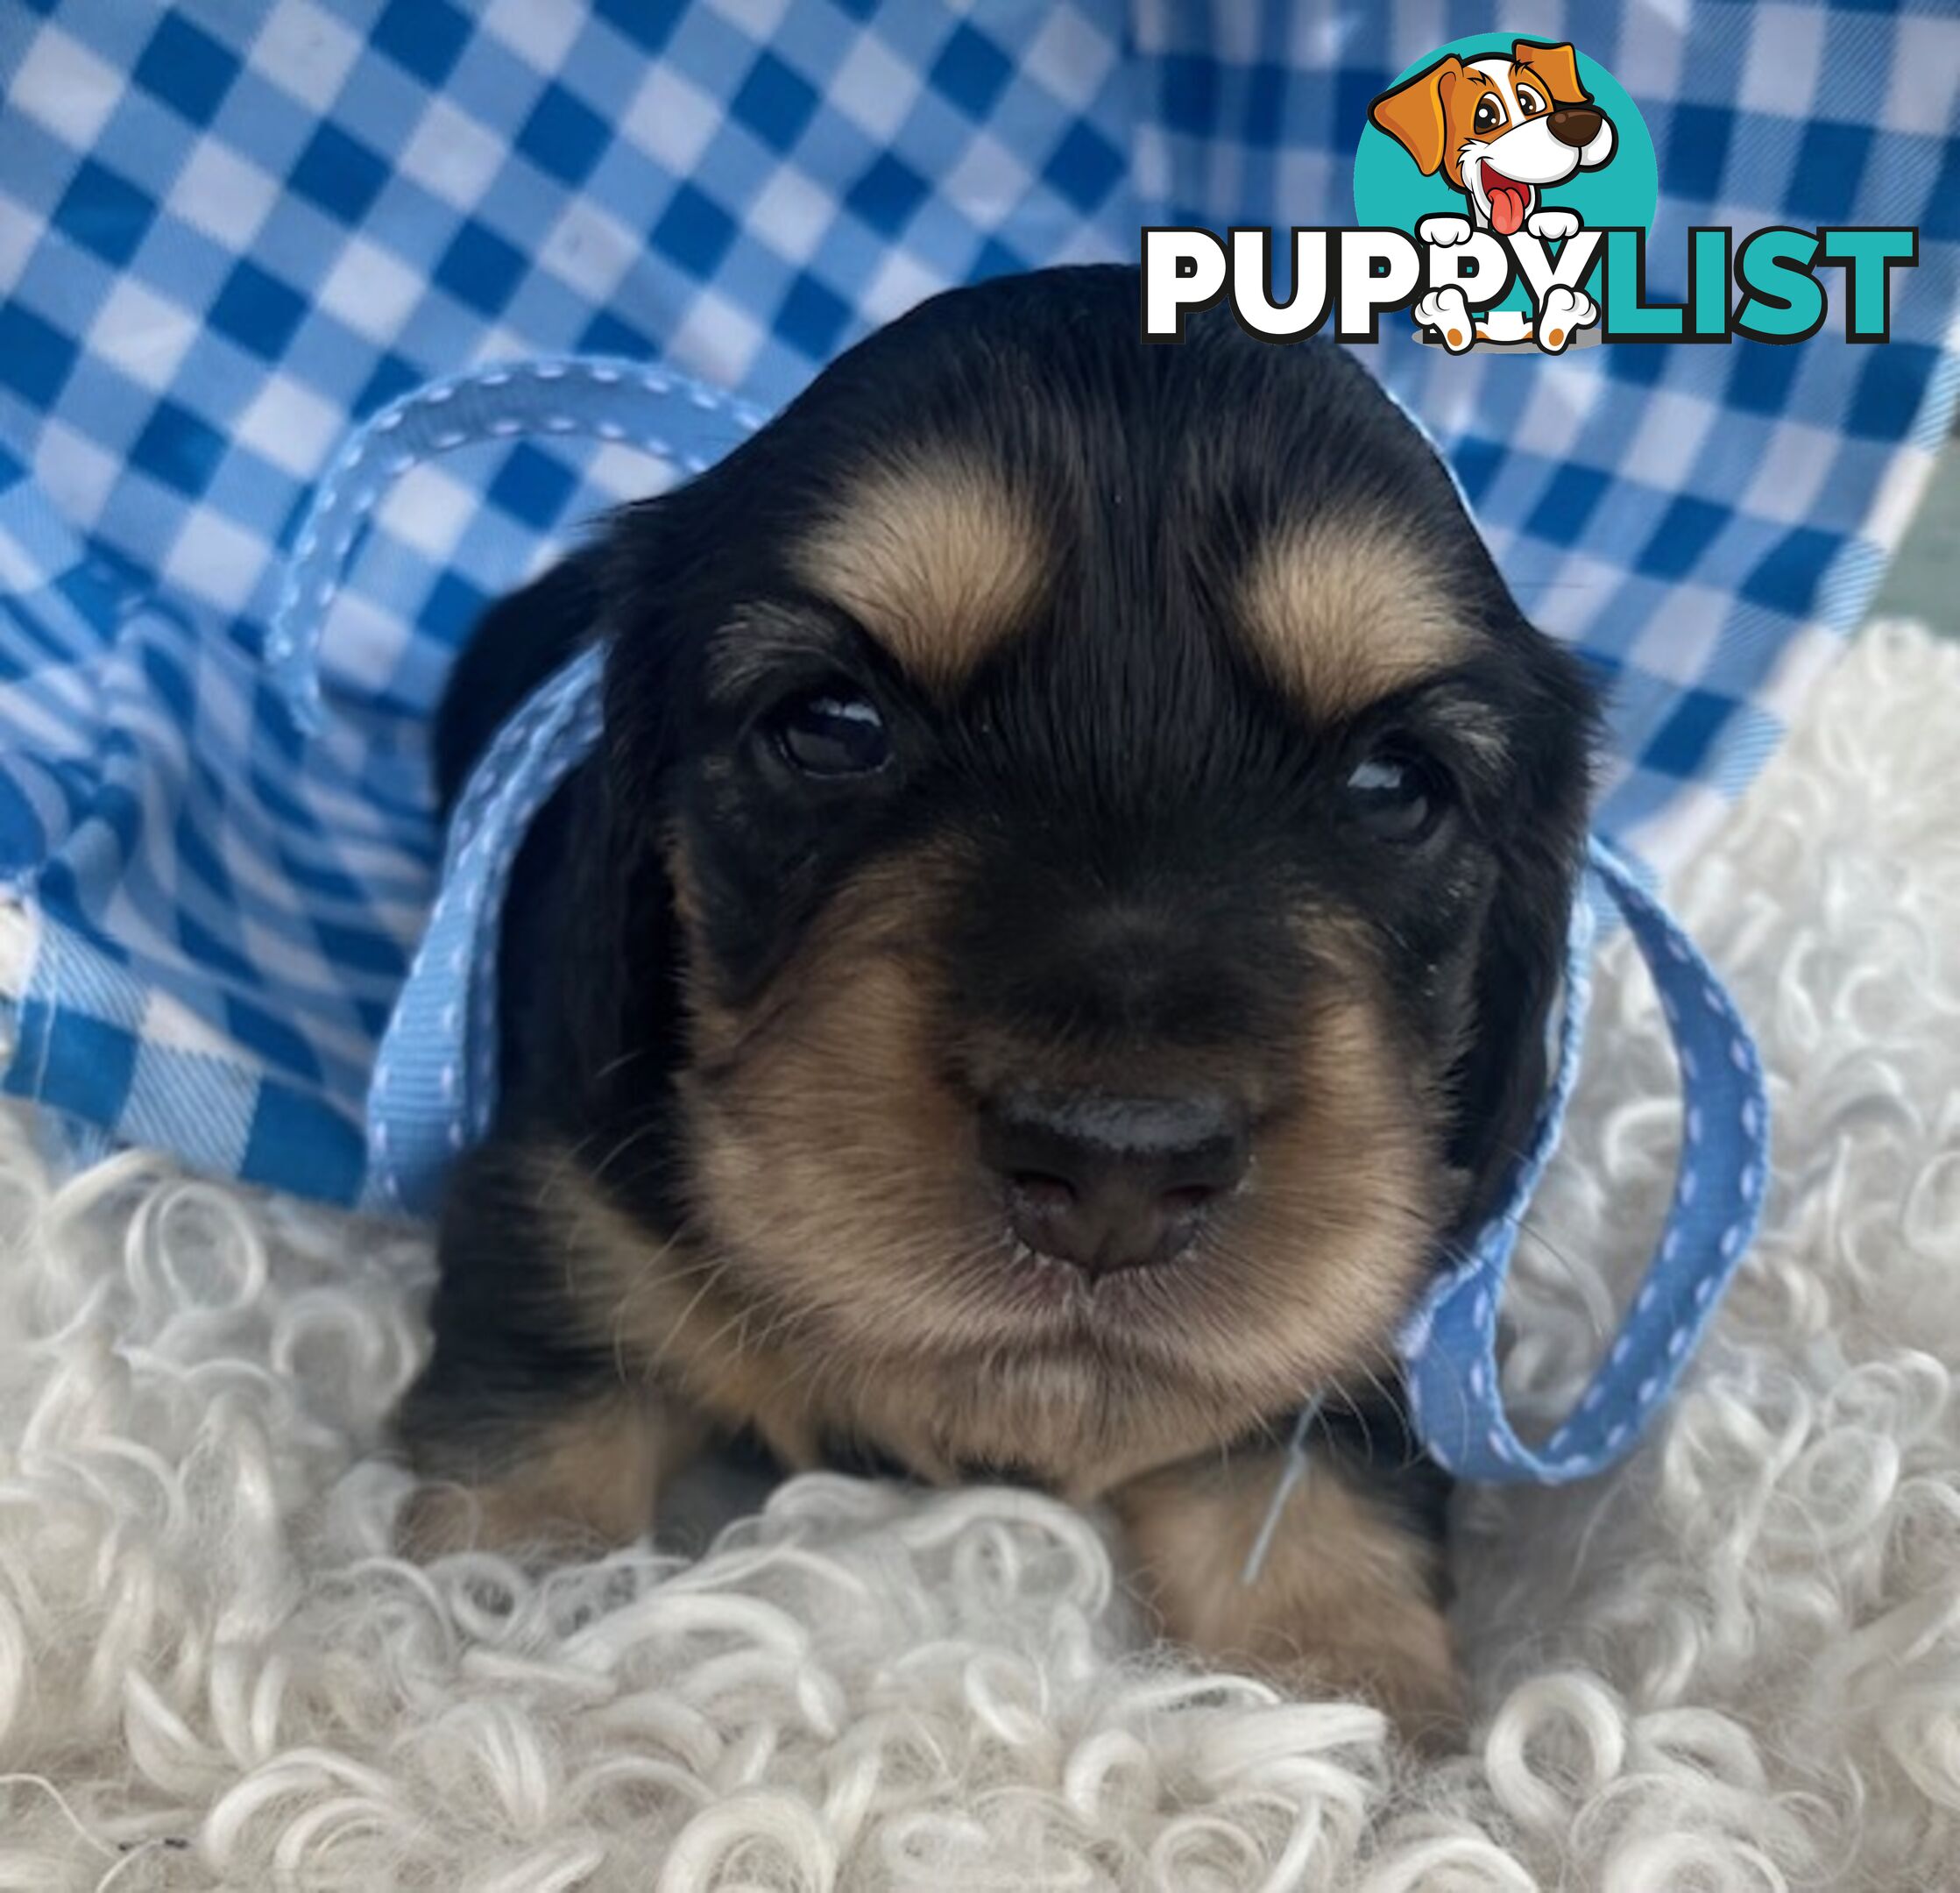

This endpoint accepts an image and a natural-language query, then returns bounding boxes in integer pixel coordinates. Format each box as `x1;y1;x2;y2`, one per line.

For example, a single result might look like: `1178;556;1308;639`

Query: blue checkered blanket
0;1;1956;1208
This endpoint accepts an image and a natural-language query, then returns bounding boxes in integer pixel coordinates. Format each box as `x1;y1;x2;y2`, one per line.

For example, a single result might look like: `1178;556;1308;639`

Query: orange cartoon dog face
1369;39;1617;237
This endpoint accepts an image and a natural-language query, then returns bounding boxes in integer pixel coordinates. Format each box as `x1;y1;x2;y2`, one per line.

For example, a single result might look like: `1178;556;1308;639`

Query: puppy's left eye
768;687;892;778
1341;748;1445;843
1515;83;1546;115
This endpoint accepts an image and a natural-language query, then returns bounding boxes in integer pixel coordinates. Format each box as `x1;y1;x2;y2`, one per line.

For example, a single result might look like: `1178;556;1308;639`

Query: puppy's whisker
592;1047;653;1084
587;1116;676;1185
636;1255;734;1380
1513;1221;1610;1344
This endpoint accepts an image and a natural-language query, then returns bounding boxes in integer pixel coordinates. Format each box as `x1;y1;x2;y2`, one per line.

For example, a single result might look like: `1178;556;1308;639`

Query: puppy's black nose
979;1091;1249;1277
1546;105;1604;147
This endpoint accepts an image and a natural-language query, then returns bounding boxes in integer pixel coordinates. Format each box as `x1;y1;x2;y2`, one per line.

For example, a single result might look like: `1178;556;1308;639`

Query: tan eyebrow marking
1236;514;1473;721
791;451;1048;689
704;600;835;702
1424;688;1512;772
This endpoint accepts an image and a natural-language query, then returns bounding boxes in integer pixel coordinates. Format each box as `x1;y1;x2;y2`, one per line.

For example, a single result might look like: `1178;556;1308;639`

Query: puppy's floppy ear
433;545;605;815
1511;39;1590;107
480;500;706;1150
595;494;711;848
550;494;714;1131
1368;56;1464;178
1446;636;1597;1232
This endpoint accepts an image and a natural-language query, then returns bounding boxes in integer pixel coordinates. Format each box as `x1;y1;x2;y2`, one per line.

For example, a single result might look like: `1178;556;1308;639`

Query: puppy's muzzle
979;1090;1251;1277
1546;105;1606;148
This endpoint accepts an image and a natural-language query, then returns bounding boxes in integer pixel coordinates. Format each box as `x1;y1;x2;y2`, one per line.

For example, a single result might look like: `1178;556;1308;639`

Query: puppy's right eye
1341;747;1446;844
1473;96;1504;133
768;687;892;778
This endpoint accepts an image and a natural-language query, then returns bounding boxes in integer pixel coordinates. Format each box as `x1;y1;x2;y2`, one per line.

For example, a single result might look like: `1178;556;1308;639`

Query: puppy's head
1369;40;1616;233
567;266;1593;1431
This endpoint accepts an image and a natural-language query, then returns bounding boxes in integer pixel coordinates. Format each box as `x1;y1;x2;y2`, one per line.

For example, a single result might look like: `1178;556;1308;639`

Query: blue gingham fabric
0;1;1956;1206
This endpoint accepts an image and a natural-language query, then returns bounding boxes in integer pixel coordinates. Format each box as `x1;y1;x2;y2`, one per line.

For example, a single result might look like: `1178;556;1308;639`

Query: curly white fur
1;621;1956;1889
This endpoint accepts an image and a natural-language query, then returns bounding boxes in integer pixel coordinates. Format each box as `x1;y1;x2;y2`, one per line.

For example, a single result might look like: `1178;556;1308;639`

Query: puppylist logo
1142;36;1917;354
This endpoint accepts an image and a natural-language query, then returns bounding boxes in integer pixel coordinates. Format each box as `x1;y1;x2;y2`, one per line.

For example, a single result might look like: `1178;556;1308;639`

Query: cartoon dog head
1369;40;1616;236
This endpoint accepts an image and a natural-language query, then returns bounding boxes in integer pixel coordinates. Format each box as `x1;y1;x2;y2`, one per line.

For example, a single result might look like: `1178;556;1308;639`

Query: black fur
404;266;1596;1525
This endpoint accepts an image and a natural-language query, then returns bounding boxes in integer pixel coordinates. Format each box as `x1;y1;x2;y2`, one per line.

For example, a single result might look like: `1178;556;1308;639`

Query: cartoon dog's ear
1368;56;1464;178
1511;39;1590;107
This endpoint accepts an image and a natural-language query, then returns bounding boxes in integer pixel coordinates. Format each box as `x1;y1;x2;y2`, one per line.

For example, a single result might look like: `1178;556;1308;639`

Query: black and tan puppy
398;266;1594;1741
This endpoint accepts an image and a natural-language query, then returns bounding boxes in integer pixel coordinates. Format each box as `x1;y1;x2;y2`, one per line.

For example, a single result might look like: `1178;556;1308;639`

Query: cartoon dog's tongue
1482;164;1531;236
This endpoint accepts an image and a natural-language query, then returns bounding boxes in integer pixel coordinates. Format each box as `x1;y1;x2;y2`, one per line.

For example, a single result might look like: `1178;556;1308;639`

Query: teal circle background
1353;36;1659;318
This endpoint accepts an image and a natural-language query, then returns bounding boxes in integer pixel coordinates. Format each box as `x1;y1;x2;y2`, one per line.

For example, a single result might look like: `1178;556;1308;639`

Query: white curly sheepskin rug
1;620;1956;1891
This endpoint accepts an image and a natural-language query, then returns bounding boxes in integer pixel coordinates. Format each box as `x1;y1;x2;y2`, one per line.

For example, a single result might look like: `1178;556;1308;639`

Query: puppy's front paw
1534;284;1599;353
393;1384;690;1561
1416;214;1475;248
1525;208;1581;244
1414;287;1475;352
1271;1616;1468;1756
1114;1450;1468;1755
394;1454;655;1563
393;1479;603;1563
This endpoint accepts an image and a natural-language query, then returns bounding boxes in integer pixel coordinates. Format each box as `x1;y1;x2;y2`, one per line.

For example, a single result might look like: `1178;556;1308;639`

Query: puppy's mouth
1476;161;1535;236
987;1231;1205;1340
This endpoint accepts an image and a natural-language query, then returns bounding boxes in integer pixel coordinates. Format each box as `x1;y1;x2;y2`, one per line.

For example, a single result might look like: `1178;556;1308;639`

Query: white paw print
1413;287;1475;352
1416;214;1475;248
1525;208;1581;244
1534;284;1599;353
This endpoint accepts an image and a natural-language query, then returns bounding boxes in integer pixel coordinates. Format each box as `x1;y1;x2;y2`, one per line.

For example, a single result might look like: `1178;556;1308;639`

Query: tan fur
1428;691;1513;771
409;821;1449;1528
669;836;1445;1497
792;453;1047;687
1512;39;1589;109
397;1388;700;1558
401;822;1463;1755
1238;516;1469;720
703;600;859;705
1114;1449;1466;1748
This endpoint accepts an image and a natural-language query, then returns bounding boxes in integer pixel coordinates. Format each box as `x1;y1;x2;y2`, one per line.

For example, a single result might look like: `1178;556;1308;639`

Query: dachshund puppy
397;265;1595;1742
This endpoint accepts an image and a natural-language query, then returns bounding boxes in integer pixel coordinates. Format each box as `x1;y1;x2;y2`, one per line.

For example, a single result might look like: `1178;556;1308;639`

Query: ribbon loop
365;646;604;1215
266;354;767;732
1399;836;1770;1483
301;355;769;1209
